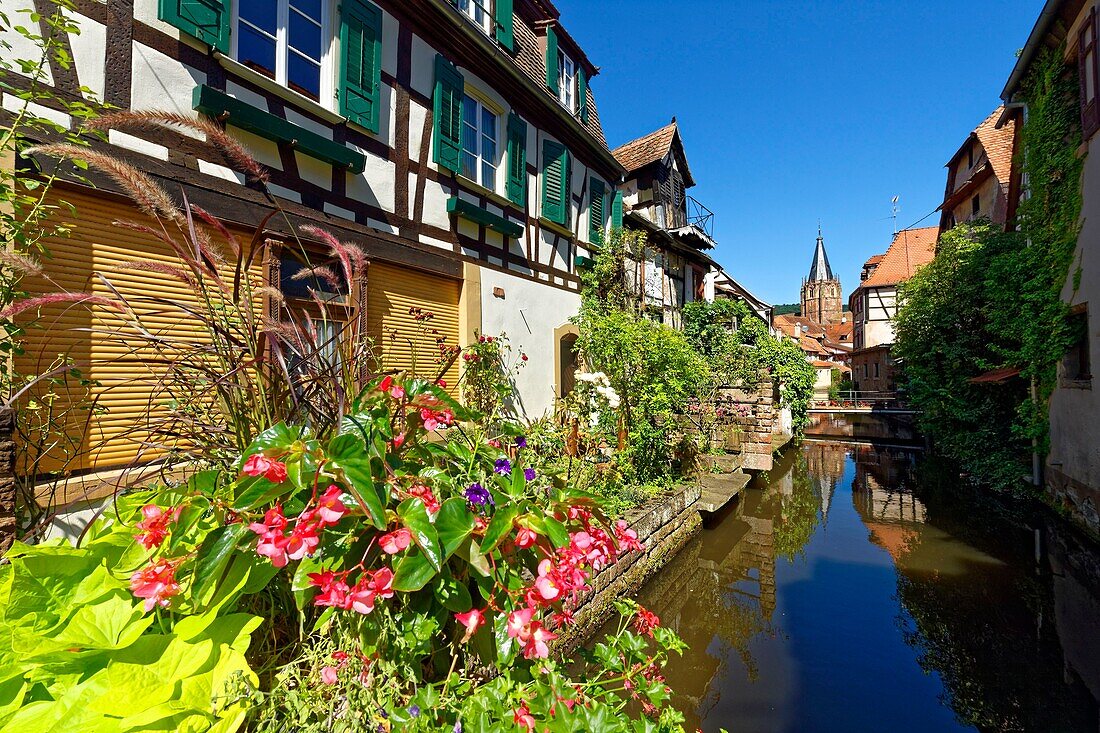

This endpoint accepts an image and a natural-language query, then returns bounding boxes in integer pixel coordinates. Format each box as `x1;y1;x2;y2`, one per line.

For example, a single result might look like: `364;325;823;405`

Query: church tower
801;226;842;324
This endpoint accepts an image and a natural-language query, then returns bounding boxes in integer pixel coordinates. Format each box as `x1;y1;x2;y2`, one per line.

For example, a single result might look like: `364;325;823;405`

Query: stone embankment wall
554;483;703;654
712;380;777;472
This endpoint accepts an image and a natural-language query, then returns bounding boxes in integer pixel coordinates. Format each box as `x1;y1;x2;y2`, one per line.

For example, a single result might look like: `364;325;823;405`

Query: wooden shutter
545;26;559;94
432;55;464;173
495;0;514;51
1080;8;1100;140
339;0;382;133
541;139;568;225
158;0;229;52
16;188;259;474
578;68;588;123
366;263;460;390
588;177;605;243
506;112;527;206
611;190;623;229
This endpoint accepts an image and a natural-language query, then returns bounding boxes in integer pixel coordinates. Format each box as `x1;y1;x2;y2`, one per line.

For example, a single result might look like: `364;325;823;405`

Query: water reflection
624;435;1100;732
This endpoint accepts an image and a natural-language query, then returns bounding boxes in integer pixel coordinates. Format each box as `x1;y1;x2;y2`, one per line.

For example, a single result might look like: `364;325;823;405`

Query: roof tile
611;122;677;172
859;226;939;288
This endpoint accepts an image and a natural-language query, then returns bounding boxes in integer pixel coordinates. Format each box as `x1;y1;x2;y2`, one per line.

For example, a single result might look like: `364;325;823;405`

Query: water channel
628;417;1100;732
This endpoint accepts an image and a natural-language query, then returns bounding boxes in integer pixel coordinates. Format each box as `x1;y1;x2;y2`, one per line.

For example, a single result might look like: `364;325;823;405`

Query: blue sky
555;0;1041;305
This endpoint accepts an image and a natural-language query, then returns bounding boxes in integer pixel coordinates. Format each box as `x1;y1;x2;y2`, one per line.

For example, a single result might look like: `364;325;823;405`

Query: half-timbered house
2;0;623;479
610;120;718;329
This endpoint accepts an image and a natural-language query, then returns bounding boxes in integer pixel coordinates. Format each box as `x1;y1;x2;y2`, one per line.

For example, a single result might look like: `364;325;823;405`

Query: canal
629;434;1100;731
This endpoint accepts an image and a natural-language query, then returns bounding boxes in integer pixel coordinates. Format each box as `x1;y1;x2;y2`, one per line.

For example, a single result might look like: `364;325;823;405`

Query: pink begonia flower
393;432;406;448
249;504;287;537
347;579;376;615
522;622;556;659
614;519;644;553
241;453;288;483
256;533;291;568
379;527;412;555
378;375;393;393
129;558;181;612
285;522;320;561
513;705;536;732
368;567;394;600
316;485;349;525
534;559;562;602
506;606;534;640
309;571;350;608
134;504;174;549
389;384;406;400
408;484;440;514
514;526;537;549
320;666;339;685
455;608;486;642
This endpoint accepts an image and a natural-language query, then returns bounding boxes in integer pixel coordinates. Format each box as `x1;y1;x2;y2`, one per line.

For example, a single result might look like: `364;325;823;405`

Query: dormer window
459;0;493;35
558;50;576;113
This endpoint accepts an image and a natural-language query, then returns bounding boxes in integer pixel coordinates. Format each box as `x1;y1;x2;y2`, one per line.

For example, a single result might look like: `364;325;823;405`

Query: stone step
697;453;743;473
697;471;752;513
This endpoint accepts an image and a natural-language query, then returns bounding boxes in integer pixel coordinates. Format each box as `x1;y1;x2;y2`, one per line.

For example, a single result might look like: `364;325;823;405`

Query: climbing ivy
894;45;1083;489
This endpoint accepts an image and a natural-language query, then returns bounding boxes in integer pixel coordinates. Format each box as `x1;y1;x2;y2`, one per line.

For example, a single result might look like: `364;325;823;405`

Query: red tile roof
612;122;678;173
860;226;939;288
974;107;1015;187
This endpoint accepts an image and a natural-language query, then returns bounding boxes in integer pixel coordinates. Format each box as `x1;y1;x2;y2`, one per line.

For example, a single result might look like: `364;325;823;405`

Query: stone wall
0;408;14;554
553;483;703;655
714;380;776;472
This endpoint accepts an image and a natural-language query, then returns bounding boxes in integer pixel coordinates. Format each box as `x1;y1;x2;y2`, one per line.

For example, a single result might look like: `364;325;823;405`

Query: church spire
808;226;835;282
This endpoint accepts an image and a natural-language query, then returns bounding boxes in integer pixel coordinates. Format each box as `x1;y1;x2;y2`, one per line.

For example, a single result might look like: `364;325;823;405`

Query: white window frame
231;0;336;108
558;49;576;113
458;0;494;35
460;90;502;192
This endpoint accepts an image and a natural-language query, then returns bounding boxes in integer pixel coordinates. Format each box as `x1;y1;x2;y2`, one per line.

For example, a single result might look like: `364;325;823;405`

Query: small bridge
810;390;918;415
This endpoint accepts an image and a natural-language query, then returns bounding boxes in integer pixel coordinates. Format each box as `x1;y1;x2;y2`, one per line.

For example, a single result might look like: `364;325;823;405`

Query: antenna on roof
891;196;900;235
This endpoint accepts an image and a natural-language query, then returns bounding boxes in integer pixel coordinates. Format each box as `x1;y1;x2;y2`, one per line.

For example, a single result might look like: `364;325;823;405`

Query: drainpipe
1031;375;1042;487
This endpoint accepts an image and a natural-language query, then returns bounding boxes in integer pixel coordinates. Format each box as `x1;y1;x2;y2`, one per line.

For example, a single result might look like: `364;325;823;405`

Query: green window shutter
158;0;228;52
432;55;464;173
339;0;382;133
541;139;568;226
495;0;514;51
506;112;527;206
545;27;559;94
611;190;623;229
589;178;605;243
578;68;588;123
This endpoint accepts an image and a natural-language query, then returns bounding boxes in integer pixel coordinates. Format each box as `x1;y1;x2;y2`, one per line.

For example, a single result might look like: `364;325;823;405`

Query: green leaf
396;498;441;571
239;423;303;463
542;515;569;549
327;433;388;529
190;523;250;606
435;498;475;559
433;573;472;613
480;505;518;553
230;476;287;511
391;550;437;592
456;537;492;578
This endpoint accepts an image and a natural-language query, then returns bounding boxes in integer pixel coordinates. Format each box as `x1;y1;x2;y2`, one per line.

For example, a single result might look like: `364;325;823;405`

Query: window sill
214;52;345;125
539;217;574;238
1060;377;1093;390
457;177;519;211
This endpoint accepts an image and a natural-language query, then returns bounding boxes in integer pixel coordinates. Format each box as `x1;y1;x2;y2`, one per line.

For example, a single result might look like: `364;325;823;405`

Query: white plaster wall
68;11;106;101
479;268;581;420
131;42;206;117
0;0;54;87
1048;135;1100;494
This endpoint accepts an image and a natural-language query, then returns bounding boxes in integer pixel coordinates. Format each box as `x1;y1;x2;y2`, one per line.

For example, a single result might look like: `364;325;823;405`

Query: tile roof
773;313;826;340
512;15;608;148
945;106;1016;193
859;226;939;288
611;121;678;173
826;321;853;342
800;336;828;354
864;254;884;266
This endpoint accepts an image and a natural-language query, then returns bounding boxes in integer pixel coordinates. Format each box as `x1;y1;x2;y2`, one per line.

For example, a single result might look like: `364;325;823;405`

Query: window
873;362;880;378
971;194;980;217
460;93;499;189
967;145;974;168
458;0;492;34
558;50;576;113
588;178;607;243
1080;8;1100;139
1063;307;1092;386
235;0;329;101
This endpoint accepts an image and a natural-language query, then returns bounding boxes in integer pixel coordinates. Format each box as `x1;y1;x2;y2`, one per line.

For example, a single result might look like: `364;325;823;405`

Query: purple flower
454;723;463;733
464;483;493;506
409;705;421;718
515;436;527;448
524;468;536;481
494;458;511;475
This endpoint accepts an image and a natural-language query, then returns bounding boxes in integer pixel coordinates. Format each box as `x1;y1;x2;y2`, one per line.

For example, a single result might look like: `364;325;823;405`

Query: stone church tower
801;227;842;324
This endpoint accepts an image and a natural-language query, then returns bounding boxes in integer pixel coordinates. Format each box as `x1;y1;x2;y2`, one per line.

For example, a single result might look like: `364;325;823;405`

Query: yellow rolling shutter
366;262;461;389
15;188;259;474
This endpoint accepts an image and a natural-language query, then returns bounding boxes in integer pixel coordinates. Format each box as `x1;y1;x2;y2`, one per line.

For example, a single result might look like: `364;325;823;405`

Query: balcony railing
685;195;714;238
